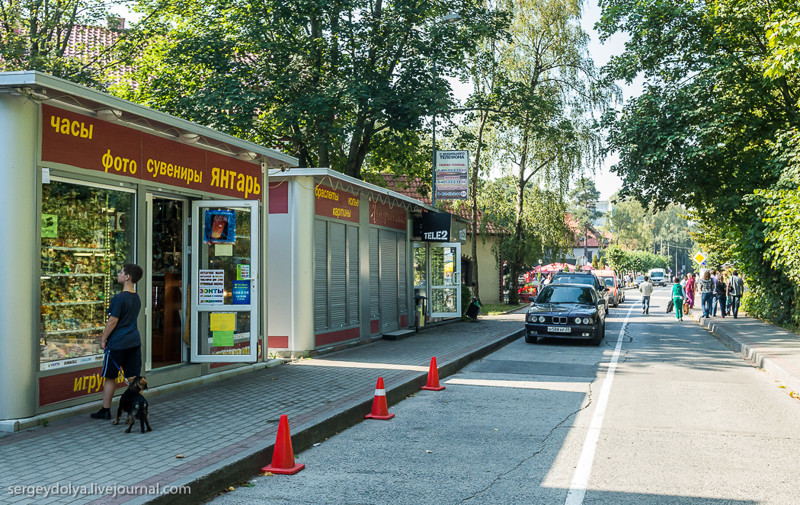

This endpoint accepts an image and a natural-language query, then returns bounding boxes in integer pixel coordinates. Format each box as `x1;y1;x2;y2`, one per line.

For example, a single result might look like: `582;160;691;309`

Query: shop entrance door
430;242;461;318
190;200;259;363
145;196;187;371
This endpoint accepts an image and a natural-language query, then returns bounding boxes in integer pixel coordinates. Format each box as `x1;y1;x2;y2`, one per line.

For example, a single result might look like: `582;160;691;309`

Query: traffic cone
365;377;395;420
261;415;305;474
421;357;445;391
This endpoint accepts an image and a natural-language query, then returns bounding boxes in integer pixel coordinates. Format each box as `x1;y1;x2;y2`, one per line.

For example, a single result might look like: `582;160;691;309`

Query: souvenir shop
0;71;295;421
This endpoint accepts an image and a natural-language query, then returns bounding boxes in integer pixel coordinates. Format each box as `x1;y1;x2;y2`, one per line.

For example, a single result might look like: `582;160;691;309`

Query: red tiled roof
377;174;507;235
565;213;610;248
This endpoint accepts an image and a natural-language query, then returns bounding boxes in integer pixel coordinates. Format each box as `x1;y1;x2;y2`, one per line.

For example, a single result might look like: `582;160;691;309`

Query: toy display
39;182;134;368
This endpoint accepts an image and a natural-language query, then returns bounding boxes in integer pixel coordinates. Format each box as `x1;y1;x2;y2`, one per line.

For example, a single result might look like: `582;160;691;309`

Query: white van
647;268;667;287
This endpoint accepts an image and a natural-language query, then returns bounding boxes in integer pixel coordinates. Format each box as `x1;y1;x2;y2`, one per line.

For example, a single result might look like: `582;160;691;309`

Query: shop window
40;180;135;370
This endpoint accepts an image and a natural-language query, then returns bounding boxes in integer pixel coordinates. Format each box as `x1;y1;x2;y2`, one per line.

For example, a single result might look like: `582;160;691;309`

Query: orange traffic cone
261;414;305;474
421;357;445;391
365;377;395;420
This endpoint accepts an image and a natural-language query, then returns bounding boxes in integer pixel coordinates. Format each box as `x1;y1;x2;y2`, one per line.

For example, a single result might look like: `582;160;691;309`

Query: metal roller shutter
380;229;398;328
314;220;328;331
347;225;359;325
369;228;380;321
329;222;347;328
398;233;407;316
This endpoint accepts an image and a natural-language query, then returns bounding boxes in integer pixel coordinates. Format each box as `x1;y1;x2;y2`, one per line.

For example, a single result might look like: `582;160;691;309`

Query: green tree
604;197;653;250
117;0;506;176
598;0;800;325
483;0;615;301
570;176;601;265
0;0;117;84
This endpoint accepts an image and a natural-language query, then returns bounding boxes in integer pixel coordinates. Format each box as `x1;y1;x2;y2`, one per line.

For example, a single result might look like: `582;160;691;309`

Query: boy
90;264;143;420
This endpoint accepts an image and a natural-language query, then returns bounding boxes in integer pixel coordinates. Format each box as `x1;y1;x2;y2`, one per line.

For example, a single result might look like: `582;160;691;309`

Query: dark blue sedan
525;284;606;345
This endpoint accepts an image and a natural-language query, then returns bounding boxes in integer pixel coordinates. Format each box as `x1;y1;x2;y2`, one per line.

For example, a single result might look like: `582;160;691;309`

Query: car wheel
591;322;605;346
525;334;537;344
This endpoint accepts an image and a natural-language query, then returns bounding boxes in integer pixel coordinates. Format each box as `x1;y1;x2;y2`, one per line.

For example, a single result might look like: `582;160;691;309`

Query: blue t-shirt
107;291;141;350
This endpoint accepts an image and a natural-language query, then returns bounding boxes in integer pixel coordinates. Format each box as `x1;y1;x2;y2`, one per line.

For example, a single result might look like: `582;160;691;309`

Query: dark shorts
101;346;142;379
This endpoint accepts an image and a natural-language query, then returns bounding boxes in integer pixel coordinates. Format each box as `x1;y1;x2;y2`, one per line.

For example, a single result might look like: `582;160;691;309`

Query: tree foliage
115;0;507;176
0;0;117;84
598;0;800;327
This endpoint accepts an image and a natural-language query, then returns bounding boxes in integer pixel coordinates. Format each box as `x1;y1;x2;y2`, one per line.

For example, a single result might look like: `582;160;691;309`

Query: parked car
634;275;645;288
550;271;610;313
525;284;606;345
598;274;621;307
616;277;626;302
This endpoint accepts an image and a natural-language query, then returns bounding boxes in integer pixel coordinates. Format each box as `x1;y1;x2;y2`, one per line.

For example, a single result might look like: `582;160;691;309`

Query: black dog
112;376;152;433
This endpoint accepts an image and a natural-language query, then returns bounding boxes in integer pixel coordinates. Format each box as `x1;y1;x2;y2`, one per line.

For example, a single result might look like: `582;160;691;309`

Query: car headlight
585;317;593;324
538;316;546;323
574;317;582;324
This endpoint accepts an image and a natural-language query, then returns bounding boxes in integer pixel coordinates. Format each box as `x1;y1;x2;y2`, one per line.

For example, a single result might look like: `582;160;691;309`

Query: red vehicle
595;270;621;307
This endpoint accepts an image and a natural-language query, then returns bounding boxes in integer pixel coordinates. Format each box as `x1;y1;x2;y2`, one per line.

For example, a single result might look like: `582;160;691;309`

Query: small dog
112;376;152;433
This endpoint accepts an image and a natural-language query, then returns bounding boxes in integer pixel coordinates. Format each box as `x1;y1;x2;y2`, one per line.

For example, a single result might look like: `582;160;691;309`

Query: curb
692;315;800;395
139;327;525;505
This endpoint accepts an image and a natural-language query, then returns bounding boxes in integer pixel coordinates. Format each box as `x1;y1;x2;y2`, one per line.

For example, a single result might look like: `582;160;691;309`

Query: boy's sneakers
90;407;110;420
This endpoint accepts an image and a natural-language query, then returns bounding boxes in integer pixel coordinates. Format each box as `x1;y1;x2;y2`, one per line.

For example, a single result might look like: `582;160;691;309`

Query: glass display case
40;181;135;370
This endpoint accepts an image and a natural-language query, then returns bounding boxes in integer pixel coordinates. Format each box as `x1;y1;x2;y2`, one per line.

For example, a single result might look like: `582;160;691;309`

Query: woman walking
671;277;685;321
699;271;714;318
685;273;696;309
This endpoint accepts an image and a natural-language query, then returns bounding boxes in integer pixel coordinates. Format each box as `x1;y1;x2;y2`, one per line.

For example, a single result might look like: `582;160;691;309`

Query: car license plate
547;326;571;333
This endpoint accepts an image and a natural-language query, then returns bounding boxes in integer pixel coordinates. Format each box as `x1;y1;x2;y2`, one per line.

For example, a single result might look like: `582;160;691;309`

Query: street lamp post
431;13;462;206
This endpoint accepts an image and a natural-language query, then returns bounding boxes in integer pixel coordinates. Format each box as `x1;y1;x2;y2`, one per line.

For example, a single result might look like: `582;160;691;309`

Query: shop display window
40;180;135;370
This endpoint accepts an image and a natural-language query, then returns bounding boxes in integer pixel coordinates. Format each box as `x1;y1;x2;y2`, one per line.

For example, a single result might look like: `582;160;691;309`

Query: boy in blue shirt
90;264;143;420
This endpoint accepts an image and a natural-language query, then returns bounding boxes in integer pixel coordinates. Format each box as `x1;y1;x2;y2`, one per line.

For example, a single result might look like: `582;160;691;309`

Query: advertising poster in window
204;209;236;244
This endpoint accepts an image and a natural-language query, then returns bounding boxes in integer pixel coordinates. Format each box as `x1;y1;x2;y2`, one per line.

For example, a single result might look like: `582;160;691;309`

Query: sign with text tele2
434;150;469;201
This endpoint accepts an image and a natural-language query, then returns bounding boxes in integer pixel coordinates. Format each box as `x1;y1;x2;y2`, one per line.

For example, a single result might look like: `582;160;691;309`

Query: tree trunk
508;131;530;304
470;108;490;300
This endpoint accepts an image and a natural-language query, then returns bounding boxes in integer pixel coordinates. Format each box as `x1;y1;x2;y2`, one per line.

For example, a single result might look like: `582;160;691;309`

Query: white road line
565;303;635;505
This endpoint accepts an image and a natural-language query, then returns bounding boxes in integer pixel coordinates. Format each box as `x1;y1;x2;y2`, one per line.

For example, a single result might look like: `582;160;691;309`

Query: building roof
566;213;612;248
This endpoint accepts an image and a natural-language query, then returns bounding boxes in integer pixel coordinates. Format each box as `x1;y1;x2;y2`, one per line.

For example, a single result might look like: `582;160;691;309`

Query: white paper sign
198;269;225;305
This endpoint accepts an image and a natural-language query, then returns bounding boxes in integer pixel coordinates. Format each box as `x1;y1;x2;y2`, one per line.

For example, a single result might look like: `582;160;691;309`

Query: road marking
565;303;635;505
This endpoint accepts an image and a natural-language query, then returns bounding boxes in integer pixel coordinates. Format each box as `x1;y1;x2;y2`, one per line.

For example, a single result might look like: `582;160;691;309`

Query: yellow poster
210;312;235;332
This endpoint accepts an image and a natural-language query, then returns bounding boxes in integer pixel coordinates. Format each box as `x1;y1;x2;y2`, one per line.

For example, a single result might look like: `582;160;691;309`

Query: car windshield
651;273;664;278
603;278;615;287
552;275;594;286
537;286;596;305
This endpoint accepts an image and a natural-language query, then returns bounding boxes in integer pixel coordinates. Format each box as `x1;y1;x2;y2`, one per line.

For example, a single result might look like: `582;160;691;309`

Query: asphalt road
210;288;800;505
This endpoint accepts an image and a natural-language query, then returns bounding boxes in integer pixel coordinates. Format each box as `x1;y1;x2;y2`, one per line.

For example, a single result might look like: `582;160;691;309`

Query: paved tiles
0;314;524;505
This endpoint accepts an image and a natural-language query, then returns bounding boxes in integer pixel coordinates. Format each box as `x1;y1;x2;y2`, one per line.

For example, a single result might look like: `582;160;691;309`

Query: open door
430;242;461;318
190;200;259;363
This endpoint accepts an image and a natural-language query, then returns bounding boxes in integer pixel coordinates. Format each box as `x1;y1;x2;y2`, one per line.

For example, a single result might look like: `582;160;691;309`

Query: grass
479;302;527;315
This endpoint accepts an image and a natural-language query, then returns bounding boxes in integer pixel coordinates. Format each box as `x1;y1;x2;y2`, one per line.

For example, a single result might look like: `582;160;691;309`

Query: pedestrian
90;264;144;420
715;274;727;318
699;270;714;318
710;270;719;316
685;272;696;309
727;270;745;318
671;276;685;321
639;275;654;314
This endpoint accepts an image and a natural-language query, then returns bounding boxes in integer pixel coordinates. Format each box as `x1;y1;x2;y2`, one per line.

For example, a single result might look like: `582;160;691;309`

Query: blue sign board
232;280;250;305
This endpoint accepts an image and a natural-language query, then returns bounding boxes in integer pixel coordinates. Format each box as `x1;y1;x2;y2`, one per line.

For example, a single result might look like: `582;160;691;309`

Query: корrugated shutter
347;225;359;325
398;233;407;316
314;220;328;331
369;228;380;321
329;222;347;328
380;229;398;328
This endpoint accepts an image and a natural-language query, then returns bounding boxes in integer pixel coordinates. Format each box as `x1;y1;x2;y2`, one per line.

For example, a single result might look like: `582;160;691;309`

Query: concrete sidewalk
0;313;524;505
689;310;800;395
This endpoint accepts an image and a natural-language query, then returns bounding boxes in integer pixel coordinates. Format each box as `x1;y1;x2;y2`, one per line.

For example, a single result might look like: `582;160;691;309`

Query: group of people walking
637;269;745;321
